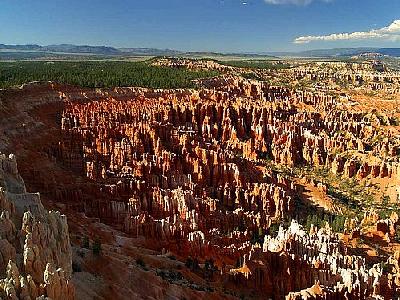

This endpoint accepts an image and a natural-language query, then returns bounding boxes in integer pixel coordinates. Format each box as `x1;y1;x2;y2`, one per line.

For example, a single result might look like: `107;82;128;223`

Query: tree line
0;61;219;89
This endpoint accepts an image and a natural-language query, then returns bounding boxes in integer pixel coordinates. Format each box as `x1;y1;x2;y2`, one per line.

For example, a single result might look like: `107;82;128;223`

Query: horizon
1;0;400;53
2;42;400;55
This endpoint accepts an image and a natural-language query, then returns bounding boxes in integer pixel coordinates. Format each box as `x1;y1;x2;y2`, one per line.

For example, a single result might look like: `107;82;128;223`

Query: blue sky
1;0;399;52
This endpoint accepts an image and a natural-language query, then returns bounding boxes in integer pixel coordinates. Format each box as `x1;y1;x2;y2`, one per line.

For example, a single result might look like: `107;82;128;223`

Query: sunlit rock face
47;74;400;298
0;153;74;300
2;66;399;298
57;85;298;263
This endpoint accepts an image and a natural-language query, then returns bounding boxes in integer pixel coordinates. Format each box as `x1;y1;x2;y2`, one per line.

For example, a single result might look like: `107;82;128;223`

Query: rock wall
0;153;74;300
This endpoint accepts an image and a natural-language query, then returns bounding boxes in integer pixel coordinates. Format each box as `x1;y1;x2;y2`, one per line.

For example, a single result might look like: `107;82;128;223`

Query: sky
1;0;399;53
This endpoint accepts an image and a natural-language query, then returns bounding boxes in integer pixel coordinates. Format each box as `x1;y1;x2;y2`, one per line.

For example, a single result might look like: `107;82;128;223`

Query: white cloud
294;20;400;44
264;0;329;5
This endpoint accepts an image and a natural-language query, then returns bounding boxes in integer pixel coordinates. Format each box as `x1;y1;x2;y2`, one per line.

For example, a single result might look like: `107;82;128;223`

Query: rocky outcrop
0;153;74;299
252;220;399;299
46;75;400;298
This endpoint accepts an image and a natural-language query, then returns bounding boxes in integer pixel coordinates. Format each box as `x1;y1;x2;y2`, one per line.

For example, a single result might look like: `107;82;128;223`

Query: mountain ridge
1;43;400;58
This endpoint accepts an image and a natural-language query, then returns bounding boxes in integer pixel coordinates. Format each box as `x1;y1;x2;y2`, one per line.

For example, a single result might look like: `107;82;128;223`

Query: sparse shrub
82;236;90;249
305;214;325;231
185;257;199;271
92;238;102;256
395;226;400;242
380;262;391;273
251;227;264;244
136;257;146;269
331;215;346;233
268;223;280;237
204;258;218;279
156;269;183;281
72;261;82;273
77;249;85;258
235;257;243;268
381;195;390;207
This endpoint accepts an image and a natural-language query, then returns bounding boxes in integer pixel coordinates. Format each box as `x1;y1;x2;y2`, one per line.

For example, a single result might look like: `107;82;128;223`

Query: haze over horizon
1;0;400;53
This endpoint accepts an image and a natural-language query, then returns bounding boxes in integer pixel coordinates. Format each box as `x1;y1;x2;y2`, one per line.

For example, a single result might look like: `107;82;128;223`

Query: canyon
0;58;399;299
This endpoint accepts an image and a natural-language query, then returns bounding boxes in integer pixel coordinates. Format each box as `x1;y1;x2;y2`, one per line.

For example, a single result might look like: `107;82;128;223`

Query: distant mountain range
268;48;400;58
1;44;400;58
0;43;174;56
